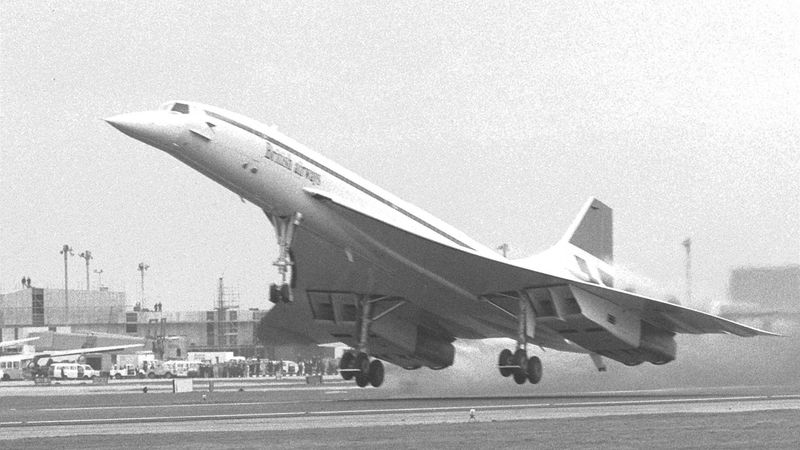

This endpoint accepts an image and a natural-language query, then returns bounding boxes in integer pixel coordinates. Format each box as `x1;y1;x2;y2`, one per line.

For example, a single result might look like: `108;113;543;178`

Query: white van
48;363;99;380
161;360;200;378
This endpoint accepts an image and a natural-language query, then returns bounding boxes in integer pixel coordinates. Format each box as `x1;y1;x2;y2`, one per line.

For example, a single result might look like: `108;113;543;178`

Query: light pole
94;269;104;289
137;262;149;310
60;244;74;324
79;250;92;290
682;237;692;305
496;243;510;258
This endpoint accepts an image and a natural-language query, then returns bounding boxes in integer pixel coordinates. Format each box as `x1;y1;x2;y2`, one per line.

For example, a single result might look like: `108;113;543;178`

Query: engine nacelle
639;322;677;365
412;327;455;369
370;314;455;370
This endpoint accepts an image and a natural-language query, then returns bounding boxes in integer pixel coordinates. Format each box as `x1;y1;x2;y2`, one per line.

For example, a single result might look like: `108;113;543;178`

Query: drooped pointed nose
105;111;158;140
105;110;186;154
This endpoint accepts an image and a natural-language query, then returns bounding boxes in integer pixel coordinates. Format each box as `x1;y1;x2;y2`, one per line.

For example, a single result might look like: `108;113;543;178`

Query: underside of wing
259;188;774;370
572;282;778;337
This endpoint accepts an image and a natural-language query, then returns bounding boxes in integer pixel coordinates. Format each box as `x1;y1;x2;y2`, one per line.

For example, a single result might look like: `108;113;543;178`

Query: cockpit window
171;103;190;114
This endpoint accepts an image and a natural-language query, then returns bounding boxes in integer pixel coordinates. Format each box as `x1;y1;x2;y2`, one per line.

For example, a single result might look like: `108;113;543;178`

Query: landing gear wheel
498;349;513;377
354;352;370;376
355;373;370;387
280;283;291;302
512;349;528;385
269;283;292;304
368;360;384;388
513;349;528;374
269;284;280;304
339;352;355;380
526;356;542;384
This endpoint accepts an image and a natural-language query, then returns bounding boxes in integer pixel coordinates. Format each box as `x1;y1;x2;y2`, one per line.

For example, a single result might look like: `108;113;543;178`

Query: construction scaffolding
214;277;240;348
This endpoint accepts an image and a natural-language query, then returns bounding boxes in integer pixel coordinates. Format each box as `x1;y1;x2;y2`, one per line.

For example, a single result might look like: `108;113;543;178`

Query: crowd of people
193;357;340;378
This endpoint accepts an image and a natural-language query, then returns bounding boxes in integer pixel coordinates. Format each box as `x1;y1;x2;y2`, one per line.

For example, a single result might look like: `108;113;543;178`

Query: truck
109;363;145;379
187;351;234;364
161;360;201;378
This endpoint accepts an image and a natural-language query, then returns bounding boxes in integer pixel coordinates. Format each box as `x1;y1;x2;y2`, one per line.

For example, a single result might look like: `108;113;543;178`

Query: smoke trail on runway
380;323;800;396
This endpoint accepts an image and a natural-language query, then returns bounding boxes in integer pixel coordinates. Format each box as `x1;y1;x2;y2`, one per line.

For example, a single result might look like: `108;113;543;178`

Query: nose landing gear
266;212;302;304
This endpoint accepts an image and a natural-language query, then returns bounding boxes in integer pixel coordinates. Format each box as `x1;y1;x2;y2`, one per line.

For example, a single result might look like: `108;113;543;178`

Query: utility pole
682;237;692;305
79;250;92;290
60;244;74;324
137;262;149;311
94;269;104;289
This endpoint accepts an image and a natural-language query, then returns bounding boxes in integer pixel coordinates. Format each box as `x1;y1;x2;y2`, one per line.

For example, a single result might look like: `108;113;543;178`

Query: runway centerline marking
41;400;310;412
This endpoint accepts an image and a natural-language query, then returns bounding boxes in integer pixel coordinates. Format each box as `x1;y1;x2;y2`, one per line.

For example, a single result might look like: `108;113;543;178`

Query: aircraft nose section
105;110;185;153
105;111;159;140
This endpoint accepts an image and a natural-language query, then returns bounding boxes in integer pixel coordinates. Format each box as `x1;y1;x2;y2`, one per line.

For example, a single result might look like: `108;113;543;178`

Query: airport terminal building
0;286;279;357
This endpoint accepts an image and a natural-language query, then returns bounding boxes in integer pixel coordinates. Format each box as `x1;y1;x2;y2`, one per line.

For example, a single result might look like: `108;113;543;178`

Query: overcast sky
2;1;798;312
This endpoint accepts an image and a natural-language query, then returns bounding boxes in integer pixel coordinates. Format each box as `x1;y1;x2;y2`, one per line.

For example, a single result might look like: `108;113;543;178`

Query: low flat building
719;264;800;333
0;286;126;340
0;286;326;359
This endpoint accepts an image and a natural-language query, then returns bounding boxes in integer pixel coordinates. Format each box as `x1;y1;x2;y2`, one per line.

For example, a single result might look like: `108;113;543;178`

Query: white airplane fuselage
107;102;581;279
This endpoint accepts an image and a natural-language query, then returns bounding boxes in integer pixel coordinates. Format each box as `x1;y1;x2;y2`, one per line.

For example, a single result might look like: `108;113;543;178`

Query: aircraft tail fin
560;198;613;263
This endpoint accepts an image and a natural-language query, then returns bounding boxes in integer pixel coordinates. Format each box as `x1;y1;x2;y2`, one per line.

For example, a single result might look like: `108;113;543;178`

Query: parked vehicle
48;363;98;380
0;360;23;381
109;363;144;379
271;360;298;375
142;360;166;378
161;360;200;378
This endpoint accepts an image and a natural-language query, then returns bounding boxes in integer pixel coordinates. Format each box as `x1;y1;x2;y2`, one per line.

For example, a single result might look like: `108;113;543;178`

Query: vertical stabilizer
560;198;613;263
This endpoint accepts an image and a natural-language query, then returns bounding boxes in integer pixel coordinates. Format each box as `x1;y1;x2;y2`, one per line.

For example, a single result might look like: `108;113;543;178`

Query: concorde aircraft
106;101;774;388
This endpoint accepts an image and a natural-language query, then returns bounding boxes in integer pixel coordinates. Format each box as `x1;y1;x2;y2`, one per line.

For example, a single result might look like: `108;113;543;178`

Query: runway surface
1;378;799;448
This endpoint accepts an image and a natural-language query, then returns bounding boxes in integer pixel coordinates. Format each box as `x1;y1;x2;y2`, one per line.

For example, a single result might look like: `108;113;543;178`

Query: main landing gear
338;351;384;388
496;294;543;385
338;295;403;388
498;348;542;385
267;212;302;304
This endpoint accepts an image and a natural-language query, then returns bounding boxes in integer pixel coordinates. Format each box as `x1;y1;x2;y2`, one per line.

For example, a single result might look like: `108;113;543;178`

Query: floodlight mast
60;244;74;324
79;250;93;290
682;237;692;305
94;269;104;289
137;262;149;310
496;243;510;258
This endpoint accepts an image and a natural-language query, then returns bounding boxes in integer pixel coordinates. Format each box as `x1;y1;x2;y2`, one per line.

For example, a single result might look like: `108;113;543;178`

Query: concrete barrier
33;376;51;385
172;378;193;393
